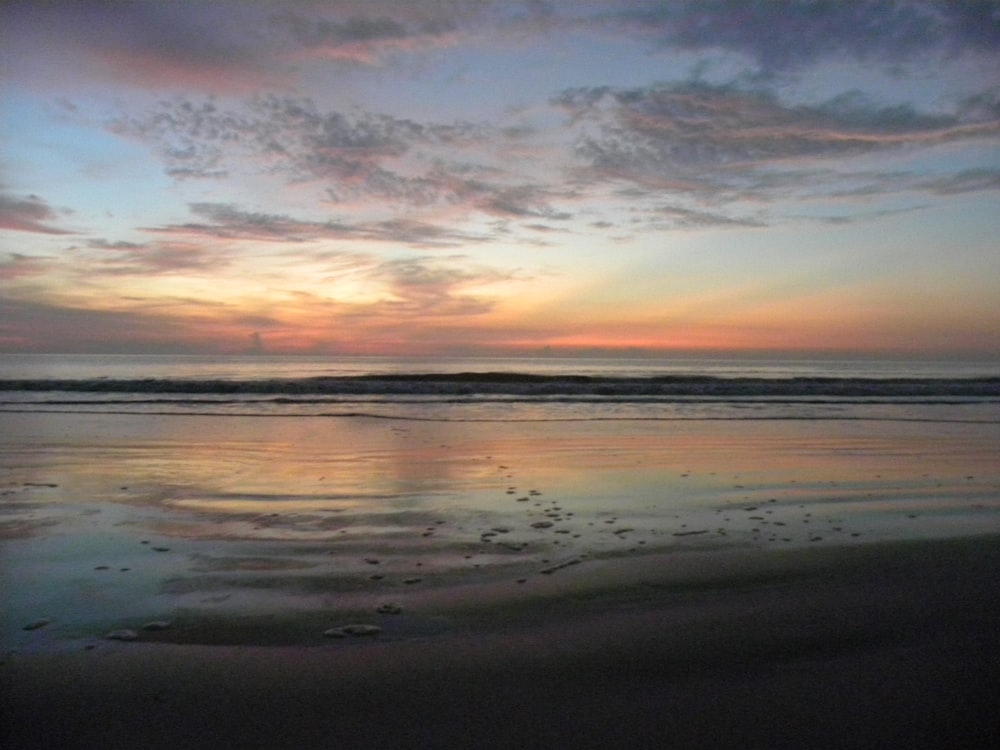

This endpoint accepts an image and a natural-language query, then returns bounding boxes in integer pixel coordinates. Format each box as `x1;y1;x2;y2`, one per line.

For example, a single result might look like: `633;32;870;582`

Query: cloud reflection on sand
2;410;998;648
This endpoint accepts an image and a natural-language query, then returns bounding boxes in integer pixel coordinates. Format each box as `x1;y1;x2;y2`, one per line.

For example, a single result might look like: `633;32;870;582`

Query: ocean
2;353;998;423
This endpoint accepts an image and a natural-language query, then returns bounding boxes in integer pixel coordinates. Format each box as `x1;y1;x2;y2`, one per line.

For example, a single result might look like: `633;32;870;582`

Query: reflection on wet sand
2;411;998;648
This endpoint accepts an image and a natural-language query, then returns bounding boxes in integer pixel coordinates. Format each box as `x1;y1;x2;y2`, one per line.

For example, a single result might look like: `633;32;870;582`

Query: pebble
142;620;172;631
106;629;139;641
531;521;554;529
324;624;381;638
376;603;403;615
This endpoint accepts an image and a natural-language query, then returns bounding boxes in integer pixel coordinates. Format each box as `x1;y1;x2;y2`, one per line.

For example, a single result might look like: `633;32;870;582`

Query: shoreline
4;534;999;748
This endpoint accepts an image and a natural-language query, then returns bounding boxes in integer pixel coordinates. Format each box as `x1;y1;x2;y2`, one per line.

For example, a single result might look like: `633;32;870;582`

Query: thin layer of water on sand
2;412;998;649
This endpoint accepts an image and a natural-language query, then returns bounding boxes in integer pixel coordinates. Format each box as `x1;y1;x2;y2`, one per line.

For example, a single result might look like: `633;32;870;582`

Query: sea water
1;353;998;423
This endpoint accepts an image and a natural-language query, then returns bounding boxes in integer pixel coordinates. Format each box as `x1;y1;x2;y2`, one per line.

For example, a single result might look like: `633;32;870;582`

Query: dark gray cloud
0;295;220;354
0;193;74;235
278;14;411;47
599;0;1000;73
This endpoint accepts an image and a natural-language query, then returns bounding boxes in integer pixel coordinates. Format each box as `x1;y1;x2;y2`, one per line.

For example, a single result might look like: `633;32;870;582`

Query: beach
3;537;999;749
2;380;999;748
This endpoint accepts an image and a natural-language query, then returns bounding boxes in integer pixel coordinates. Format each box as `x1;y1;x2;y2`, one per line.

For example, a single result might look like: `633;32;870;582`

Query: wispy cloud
109;94;572;224
553;80;1000;207
0;194;74;235
922;168;1000;195
82;237;225;276
141;202;493;248
0;253;54;280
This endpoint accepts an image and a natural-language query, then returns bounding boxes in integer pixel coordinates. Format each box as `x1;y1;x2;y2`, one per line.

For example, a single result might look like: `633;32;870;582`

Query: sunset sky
2;0;998;358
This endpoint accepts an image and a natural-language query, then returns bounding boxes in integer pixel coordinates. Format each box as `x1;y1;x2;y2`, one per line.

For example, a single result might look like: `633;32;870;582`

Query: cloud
647;204;765;230
0;194;74;235
112;76;998;240
922;168;1000;195
110;94;474;186
141;202;492;248
553;81;1000;205
110;94;569;223
0;253;53;280
7;1;998;100
598;0;1000;73
82;238;225;276
370;255;509;316
273;9;463;65
1;0;289;93
0;291;270;354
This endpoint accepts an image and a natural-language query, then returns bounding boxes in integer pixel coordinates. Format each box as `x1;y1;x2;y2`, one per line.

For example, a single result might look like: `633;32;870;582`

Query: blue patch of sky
2;95;174;238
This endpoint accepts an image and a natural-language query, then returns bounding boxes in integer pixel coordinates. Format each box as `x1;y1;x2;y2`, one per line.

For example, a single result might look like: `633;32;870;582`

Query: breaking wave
2;373;999;400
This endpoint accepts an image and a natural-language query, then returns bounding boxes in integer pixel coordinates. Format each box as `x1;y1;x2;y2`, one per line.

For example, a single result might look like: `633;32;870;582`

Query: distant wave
2;373;998;400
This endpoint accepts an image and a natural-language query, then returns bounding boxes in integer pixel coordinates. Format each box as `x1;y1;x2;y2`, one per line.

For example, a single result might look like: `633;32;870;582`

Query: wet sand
2;411;999;747
3;536;999;749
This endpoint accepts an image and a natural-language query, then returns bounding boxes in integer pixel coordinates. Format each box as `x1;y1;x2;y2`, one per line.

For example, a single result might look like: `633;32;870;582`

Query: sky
1;0;998;358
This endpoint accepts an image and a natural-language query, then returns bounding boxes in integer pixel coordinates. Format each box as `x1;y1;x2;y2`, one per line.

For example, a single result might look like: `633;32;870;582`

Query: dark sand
4;535;999;750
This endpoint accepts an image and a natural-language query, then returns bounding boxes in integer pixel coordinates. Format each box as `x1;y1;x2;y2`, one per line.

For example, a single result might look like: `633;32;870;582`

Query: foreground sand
3;535;999;749
2;410;999;747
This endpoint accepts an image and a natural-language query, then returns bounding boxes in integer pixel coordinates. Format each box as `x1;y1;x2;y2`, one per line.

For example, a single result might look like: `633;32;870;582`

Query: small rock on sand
23;619;51;631
324;624;381;638
142;620;172;631
531;521;554;529
376;603;403;615
106;629;139;641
